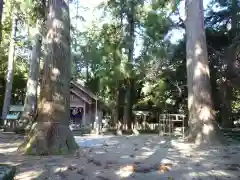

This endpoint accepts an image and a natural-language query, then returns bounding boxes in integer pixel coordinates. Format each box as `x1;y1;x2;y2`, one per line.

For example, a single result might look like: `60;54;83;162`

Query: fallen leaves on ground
225;163;240;171
120;163;173;173
159;165;170;172
121;164;136;172
96;176;110;180
67;165;77;171
87;158;102;166
223;155;231;159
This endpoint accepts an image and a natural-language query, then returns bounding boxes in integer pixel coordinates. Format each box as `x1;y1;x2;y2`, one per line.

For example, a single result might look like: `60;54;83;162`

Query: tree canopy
0;0;239;149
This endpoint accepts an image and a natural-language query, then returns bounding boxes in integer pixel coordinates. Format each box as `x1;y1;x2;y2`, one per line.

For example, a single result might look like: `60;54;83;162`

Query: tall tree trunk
116;0;125;134
209;59;222;123
85;46;89;83
0;0;3;43
185;0;223;145
19;21;42;129
115;82;126;133
220;0;240;128
124;79;135;130
114;83;120;125
220;59;233;128
124;0;135;131
219;79;232;127
1;13;17;121
18;0;78;155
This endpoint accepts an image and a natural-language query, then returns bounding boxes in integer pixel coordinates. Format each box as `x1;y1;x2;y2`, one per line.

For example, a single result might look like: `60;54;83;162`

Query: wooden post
95;99;99;134
143;114;146;130
183;115;185;139
83;102;86;127
163;115;166;135
99;110;103;133
169;115;171;136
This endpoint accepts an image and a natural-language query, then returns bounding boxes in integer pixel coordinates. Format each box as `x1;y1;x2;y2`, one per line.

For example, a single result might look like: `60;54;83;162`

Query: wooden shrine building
70;81;104;131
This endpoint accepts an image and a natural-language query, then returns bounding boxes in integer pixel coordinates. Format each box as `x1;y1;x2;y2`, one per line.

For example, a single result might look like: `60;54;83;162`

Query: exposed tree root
18;121;78;155
185;123;227;146
14;118;33;134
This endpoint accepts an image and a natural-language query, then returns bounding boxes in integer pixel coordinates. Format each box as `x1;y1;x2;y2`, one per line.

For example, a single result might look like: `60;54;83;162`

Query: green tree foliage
0;0;239;132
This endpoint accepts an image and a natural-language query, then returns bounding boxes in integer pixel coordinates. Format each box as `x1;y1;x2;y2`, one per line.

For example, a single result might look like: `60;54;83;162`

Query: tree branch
227;35;240;50
207;44;224;56
176;7;185;29
207;34;240;58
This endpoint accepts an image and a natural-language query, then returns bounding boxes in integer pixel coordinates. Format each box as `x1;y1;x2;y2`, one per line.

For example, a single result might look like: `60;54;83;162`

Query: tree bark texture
219;0;240;128
219;79;233;128
124;0;135;130
114;84;120;125
1;13;17;121
18;0;78;155
185;0;223;145
0;0;4;43
19;21;42;129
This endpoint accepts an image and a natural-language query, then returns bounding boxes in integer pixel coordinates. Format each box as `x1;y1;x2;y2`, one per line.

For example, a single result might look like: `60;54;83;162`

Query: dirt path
0;133;240;180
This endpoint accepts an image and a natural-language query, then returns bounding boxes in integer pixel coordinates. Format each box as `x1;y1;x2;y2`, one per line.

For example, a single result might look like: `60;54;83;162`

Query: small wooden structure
2;83;104;134
4;105;24;130
70;81;104;133
159;114;186;138
133;110;159;131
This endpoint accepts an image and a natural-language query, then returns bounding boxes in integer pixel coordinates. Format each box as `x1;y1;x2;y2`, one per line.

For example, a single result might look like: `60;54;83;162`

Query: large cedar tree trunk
0;0;3;43
185;0;223;145
220;0;240;128
1;13;17;121
115;2;125;133
114;84;120;124
124;0;135;130
18;0;78;155
124;79;135;130
19;21;42;129
220;80;233;128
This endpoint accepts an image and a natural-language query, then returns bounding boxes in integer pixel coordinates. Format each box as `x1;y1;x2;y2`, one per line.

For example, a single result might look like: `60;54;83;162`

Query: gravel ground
0;133;240;180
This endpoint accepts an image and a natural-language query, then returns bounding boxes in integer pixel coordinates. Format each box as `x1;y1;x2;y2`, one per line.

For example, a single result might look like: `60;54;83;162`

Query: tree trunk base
221;121;234;129
14;118;32;134
18;121;78;155
116;129;123;136
184;124;226;146
132;128;139;135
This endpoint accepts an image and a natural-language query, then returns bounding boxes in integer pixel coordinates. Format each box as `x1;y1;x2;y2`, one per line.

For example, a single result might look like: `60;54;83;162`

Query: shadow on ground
0;133;240;180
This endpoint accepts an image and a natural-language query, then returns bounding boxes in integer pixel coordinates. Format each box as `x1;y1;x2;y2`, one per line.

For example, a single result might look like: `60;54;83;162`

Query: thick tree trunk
18;0;78;155
1;13;17;121
115;1;124;134
115;83;125;134
85;50;89;83
219;0;239;128
124;0;135;131
114;84;120;124
220;80;233;128
124;79;134;130
185;0;223;145
19;21;42;130
0;0;3;43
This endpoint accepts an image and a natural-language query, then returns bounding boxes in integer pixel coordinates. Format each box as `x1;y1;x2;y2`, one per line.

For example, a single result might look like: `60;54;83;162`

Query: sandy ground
0;133;240;180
